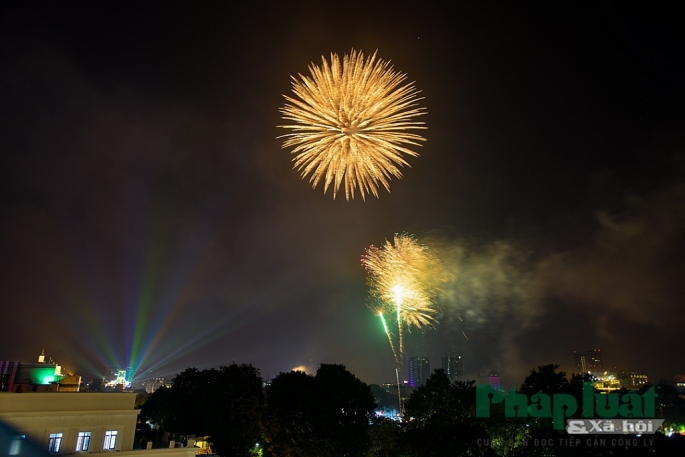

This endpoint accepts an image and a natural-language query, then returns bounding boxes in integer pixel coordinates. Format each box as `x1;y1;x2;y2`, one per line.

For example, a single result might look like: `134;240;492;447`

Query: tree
315;364;376;456
642;383;685;432
141;385;175;430
519;364;568;396
264;364;375;457
404;369;452;422
369;384;393;412
402;369;493;457
141;364;264;457
142;368;208;435
367;417;402;457
134;389;151;409
206;365;264;457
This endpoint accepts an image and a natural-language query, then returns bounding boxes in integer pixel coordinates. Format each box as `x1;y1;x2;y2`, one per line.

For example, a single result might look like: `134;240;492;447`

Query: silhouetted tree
142;368;206;435
263;370;316;457
367;417;402;457
141;364;263;457
642;383;685;430
369;384;393;412
134;389;151;409
402;369;493;457
519;364;568;396
141;385;175;430
206;365;264;456
264;364;375;457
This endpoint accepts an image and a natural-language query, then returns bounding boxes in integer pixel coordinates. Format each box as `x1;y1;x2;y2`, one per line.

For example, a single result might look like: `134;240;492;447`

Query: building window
103;430;118;450
48;433;62;453
75;432;91;452
9;435;25;455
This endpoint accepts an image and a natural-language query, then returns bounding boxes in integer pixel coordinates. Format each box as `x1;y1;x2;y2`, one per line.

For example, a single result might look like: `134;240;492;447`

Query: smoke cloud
424;157;685;385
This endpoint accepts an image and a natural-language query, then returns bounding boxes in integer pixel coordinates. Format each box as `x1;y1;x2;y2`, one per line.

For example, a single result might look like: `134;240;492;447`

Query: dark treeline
139;363;685;457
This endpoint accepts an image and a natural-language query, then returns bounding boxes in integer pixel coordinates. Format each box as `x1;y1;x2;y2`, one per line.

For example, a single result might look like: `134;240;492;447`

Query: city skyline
1;2;683;387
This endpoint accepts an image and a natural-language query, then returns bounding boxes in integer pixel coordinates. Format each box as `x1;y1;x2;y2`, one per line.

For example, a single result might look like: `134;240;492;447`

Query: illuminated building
573;349;603;373
619;372;648;390
0;392;194;456
489;372;501;391
441;353;463;383
0;350;79;392
472;370;503;391
142;377;166;394
380;382;413;400
381;382;393;392
591;371;621;392
104;370;132;389
408;357;430;388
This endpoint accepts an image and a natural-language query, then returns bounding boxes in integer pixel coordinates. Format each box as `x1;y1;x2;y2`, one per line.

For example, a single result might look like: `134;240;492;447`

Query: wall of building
0;392;139;454
1;360;70;392
15;364;60;386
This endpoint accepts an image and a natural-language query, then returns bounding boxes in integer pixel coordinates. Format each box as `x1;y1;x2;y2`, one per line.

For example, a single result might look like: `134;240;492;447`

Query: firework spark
363;235;444;416
279;49;427;200
363;235;442;329
379;312;399;367
362;234;443;365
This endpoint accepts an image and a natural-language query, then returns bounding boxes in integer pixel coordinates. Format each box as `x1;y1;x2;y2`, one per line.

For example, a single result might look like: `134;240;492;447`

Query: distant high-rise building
675;375;685;394
573;349;603;373
618;372;648;389
441;353;463;383
592;372;621;392
380;381;413;401
408;357;431;388
142;377;166;394
489;372;501;391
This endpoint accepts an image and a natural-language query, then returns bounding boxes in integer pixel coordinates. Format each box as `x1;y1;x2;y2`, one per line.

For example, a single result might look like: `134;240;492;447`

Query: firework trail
379;312;400;367
279;49;426;200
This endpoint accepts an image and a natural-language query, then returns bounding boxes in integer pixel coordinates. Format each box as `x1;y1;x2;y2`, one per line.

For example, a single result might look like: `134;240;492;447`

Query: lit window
75;432;91;452
103;430;118;450
9;435;25;455
48;433;62;453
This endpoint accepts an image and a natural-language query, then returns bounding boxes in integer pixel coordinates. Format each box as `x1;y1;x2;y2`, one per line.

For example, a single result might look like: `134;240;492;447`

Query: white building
0;392;193;456
142;378;166;394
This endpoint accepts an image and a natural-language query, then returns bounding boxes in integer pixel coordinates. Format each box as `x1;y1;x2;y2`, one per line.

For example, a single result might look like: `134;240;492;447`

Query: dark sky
1;2;683;388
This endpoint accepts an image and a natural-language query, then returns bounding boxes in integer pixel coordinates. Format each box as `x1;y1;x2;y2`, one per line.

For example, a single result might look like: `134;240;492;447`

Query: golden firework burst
363;234;442;330
279;50;426;200
363;234;443;416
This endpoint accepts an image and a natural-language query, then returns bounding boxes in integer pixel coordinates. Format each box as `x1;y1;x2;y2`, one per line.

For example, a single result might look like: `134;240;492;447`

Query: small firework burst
362;234;444;366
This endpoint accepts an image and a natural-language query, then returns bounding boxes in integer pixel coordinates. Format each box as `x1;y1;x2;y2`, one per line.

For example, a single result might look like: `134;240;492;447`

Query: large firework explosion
362;234;444;415
279;49;427;200
362;234;443;365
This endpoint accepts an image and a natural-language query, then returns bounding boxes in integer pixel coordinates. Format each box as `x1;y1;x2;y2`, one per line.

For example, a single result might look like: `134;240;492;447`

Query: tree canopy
264;364;375;457
402;369;493;457
140;362;685;457
141;363;263;457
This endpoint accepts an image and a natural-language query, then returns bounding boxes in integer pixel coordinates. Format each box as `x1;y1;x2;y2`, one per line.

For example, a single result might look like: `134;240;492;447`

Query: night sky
1;2;683;388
